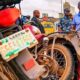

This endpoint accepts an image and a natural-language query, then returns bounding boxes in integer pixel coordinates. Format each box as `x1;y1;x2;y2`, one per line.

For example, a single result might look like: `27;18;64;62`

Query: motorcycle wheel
0;59;19;80
0;72;9;80
37;44;74;80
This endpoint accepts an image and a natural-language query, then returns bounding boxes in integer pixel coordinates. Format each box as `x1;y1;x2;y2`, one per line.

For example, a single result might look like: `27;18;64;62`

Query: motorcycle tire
37;44;74;80
0;72;9;80
0;57;19;80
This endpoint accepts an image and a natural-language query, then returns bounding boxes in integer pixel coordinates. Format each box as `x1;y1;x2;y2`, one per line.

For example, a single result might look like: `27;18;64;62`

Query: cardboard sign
0;28;38;61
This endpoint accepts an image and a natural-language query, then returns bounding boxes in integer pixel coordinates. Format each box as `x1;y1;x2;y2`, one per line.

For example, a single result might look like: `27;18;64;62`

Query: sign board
41;21;56;35
0;28;38;61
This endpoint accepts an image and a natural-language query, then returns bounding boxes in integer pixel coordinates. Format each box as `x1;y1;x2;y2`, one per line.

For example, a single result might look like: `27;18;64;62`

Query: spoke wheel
37;44;74;80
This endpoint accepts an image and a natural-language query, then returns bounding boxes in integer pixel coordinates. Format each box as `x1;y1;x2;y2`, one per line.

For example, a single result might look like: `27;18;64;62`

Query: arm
71;17;76;30
57;19;63;31
31;17;39;27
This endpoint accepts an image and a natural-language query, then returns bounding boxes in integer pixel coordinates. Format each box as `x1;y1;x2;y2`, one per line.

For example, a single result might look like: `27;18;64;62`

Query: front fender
48;33;80;57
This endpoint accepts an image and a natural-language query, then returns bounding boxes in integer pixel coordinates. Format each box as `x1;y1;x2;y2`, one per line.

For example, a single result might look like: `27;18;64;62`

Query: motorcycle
28;23;80;80
24;25;76;80
0;0;78;80
38;30;80;80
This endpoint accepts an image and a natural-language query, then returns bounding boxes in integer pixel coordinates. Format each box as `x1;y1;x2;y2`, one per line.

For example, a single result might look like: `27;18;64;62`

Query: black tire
38;44;74;80
0;59;19;80
0;72;9;80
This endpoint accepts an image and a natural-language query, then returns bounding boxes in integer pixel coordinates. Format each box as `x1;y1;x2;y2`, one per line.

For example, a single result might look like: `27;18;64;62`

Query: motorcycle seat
23;25;45;41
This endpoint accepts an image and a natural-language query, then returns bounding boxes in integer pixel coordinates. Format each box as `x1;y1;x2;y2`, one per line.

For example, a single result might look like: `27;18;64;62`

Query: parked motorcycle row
0;0;80;80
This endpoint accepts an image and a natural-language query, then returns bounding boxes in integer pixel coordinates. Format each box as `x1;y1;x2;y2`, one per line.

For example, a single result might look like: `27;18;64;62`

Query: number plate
0;28;38;61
